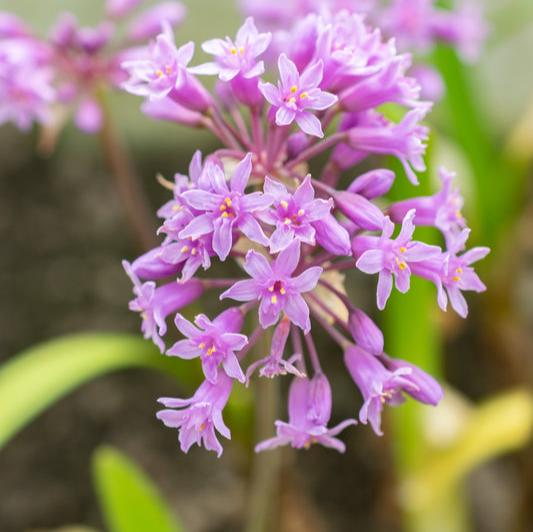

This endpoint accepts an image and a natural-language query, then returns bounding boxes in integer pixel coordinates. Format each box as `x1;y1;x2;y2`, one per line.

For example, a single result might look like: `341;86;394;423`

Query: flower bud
348;169;395;199
313;214;352;256
348;308;384;355
107;0;142;18
141;97;204;127
334;191;385;231
131;247;183;280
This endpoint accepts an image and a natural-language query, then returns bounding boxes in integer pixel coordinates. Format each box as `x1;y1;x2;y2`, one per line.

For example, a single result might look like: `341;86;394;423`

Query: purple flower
259;175;332;253
123;261;203;352
221;240;322;332
157;374;232;457
346;107;430;185
246;316;305;382
339;55;422;113
259;54;337;137
345;345;433;436
0;41;55;130
353;210;441;310
379;353;443;406
179;153;273;260
168;308;247;384
389;167;467;244
122;25;194;100
192;17;271;82
412;228;489;318
130;246;183;280
256;374;356;452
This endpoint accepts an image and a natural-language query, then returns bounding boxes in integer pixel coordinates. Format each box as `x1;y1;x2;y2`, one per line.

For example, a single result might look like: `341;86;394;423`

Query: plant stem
98;92;157;251
244;326;281;532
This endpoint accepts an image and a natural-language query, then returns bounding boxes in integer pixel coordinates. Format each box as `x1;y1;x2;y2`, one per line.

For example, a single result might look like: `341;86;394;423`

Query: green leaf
403;388;533;510
0;333;197;449
93;446;183;532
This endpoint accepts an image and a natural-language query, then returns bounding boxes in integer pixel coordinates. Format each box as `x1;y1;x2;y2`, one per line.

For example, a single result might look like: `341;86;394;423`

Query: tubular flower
256;374;357;452
115;7;489;457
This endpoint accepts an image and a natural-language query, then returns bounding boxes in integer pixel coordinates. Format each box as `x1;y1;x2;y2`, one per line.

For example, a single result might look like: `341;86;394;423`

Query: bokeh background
1;1;533;531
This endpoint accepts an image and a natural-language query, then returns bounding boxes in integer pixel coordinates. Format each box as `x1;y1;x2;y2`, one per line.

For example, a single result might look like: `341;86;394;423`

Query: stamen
230;47;237;55
284;218;291;225
280;200;289;209
207;345;216;356
456;267;463;274
219;204;227;211
180;245;189;253
452;276;460;282
297;209;305;216
279;287;286;295
191;248;197;256
198;342;206;349
225;197;232;206
271;295;278;304
299;92;308;99
155;69;164;78
221;211;229;218
164;65;172;75
268;286;274;292
239;46;245;54
290;85;298;93
288;97;296;104
399;246;407;253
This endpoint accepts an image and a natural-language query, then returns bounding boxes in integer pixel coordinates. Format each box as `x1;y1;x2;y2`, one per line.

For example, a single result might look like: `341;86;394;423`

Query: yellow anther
398;262;407;270
297;209;305;216
268;286;274;292
191;248;197;256
219;204;227;211
284;218;292;225
456;267;463;274
155;69;164;78
239;46;245;54
290;85;298;93
221;211;229;218
141;312;147;320
279;287;286;295
452;276;460;282
207;345;216;356
288;97;296;104
172;204;182;212
399;246;407;253
180;245;189;253
299;92;308;99
198;342;206;349
271;295;278;304
165;65;172;74
199;422;206;431
280;200;289;209
230;47;238;55
225;197;232;206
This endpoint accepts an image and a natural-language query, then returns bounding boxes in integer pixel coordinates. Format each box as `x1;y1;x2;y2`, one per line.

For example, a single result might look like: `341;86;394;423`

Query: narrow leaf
93;446;183;532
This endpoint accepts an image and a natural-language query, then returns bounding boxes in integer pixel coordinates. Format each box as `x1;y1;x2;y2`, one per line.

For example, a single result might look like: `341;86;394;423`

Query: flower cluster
0;1;186;133
121;7;489;457
241;0;487;101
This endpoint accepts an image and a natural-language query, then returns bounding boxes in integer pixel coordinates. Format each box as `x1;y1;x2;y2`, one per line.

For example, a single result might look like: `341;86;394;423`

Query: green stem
244;328;281;532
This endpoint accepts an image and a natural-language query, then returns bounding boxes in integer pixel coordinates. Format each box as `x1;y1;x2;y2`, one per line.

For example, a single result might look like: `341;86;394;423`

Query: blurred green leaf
93;446;183;532
0;333;197;449
403;388;533;510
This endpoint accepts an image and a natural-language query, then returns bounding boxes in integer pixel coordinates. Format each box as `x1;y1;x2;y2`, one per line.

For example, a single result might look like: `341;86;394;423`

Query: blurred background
1;1;533;531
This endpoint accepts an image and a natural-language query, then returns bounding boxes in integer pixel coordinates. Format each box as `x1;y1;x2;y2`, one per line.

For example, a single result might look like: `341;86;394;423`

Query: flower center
279;199;305;227
219;196;236;219
267;280;286;304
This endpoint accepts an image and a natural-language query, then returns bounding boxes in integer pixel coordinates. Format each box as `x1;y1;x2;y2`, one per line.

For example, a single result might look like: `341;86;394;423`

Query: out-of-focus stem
244;327;281;532
98;91;157;251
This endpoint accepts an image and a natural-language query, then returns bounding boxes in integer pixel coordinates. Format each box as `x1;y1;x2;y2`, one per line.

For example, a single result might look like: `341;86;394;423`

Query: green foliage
0;333;197;449
93;446;184;532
